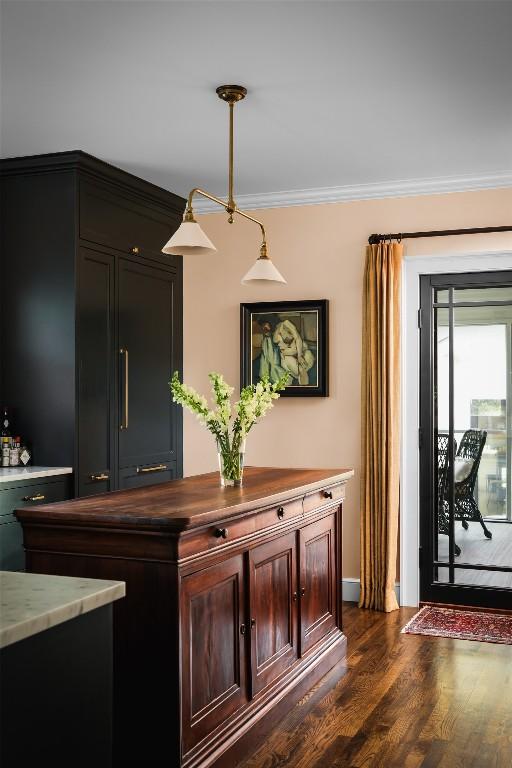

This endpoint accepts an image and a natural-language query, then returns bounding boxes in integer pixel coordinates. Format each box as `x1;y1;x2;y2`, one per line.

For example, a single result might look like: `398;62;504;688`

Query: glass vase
217;440;246;487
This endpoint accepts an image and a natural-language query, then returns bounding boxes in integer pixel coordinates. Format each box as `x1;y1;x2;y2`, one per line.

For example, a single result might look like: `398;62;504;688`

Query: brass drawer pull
137;464;167;474
130;246;139;255
22;493;45;502
90;473;109;481
323;490;333;499
214;528;228;539
277;506;285;519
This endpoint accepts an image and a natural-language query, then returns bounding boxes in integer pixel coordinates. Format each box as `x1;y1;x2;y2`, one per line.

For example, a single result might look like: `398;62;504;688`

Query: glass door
420;272;512;609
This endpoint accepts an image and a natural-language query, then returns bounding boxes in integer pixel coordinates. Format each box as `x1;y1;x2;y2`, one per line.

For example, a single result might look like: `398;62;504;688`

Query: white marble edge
0;571;125;649
0;466;73;484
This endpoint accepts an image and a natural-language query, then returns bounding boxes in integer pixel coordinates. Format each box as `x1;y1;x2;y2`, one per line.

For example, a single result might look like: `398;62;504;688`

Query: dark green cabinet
117;259;181;485
78;248;116;496
0;475;72;570
0;151;184;497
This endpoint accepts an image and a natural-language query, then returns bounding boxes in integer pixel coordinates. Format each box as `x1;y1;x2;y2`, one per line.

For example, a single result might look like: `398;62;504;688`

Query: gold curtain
359;241;403;612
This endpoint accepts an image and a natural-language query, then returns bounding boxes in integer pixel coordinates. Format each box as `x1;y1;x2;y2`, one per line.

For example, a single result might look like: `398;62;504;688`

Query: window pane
435;565;512;589
436;286;512;304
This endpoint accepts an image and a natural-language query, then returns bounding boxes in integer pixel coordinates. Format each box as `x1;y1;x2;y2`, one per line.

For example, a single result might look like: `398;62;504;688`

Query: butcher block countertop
15;466;353;533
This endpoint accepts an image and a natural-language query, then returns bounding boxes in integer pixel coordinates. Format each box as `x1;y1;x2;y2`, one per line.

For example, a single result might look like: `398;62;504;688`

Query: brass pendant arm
185;187;227;214
185;188;268;259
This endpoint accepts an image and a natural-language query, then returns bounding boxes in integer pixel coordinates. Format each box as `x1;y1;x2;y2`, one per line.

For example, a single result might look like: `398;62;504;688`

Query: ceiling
1;1;512;202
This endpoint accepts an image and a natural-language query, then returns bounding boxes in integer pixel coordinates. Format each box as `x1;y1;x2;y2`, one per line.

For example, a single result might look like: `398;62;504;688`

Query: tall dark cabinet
0;151;184;496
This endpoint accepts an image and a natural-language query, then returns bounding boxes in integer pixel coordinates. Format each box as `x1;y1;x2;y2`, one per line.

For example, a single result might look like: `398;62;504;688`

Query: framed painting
240;300;329;397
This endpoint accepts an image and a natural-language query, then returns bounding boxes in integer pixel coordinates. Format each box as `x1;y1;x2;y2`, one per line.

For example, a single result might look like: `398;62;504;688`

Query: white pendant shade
241;257;287;285
162;221;217;256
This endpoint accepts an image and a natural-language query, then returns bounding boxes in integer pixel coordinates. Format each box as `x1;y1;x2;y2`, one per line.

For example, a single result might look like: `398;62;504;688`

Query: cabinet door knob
22;493;45;502
214;528;228;539
277;506;285;519
300;587;306;597
323;490;333;499
240;624;246;635
250;618;256;629
130;246;139;255
292;591;298;602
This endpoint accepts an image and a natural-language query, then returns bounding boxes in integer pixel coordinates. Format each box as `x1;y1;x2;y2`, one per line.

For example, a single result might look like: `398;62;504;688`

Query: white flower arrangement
170;371;288;484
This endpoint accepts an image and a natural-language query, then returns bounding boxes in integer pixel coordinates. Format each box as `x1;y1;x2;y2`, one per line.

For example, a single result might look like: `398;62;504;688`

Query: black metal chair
437;433;461;557
453;429;492;539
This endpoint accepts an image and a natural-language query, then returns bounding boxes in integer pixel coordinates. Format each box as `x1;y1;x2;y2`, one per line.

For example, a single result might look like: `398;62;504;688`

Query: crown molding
194;171;512;213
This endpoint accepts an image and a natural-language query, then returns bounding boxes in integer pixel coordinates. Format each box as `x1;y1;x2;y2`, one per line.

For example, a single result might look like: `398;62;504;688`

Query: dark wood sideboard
16;466;353;768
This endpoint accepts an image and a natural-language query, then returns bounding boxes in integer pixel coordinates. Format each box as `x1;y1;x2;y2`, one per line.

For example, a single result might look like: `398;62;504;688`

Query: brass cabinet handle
130;246;139;255
240;624;246;635
120;348;129;430
277;506;285;519
90;473;109;481
300;587;306;597
292;591;298;602
250;618;256;629
323;490;333;499
22;493;45;502
136;464;167;474
214;528;229;539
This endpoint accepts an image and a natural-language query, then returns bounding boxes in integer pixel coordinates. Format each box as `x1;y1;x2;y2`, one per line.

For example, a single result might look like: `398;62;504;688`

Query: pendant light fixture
162;85;286;285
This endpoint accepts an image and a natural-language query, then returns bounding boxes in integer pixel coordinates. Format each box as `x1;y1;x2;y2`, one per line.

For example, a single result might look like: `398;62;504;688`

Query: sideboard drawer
303;483;345;514
178;515;257;559
256;498;303;531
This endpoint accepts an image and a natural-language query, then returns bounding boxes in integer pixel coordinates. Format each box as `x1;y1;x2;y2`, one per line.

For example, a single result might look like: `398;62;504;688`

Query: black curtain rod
368;225;512;246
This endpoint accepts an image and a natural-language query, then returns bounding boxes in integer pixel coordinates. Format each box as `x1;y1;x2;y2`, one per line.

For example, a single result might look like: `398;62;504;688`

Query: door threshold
420;600;512;616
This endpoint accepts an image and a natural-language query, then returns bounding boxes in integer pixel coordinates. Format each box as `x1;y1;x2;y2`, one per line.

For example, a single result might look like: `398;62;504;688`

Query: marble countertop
0;571;125;649
0;466;73;484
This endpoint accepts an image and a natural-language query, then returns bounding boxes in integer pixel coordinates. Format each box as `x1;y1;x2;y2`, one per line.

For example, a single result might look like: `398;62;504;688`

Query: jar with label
9;437;20;467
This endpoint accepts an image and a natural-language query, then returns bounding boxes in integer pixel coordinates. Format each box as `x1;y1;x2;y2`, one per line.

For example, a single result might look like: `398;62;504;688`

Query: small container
2;440;10;467
19;445;31;466
9;437;20;467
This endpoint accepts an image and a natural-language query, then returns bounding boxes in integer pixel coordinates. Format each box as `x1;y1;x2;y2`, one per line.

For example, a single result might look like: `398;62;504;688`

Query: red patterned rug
402;605;512;645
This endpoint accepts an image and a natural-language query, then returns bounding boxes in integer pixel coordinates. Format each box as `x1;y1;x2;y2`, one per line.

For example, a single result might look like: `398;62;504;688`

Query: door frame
401;250;512;606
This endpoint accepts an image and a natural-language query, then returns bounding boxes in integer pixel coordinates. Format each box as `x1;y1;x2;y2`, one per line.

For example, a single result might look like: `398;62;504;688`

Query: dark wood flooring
238;602;512;768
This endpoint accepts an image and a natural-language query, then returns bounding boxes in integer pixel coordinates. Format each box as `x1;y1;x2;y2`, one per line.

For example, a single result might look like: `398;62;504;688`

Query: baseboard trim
342;578;400;605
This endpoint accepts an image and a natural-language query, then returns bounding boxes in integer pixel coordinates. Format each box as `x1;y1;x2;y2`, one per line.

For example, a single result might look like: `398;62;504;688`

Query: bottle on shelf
1;407;11;467
1;406;10;434
1;442;10;467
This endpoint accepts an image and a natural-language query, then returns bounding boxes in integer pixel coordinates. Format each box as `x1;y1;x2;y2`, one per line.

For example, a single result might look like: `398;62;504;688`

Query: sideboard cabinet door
299;514;337;655
181;554;248;754
248;531;298;696
117;258;182;485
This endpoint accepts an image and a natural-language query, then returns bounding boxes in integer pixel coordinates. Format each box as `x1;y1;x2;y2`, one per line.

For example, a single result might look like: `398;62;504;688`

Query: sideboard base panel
188;631;347;768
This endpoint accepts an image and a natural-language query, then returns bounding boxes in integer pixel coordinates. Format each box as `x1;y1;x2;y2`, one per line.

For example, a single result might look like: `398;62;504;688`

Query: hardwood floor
237;602;512;768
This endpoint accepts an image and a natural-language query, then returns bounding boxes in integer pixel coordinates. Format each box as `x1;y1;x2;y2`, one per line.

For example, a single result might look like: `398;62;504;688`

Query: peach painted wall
183;188;512;580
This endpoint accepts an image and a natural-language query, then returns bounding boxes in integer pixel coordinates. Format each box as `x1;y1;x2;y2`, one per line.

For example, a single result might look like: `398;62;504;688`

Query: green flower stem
170;371;289;484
